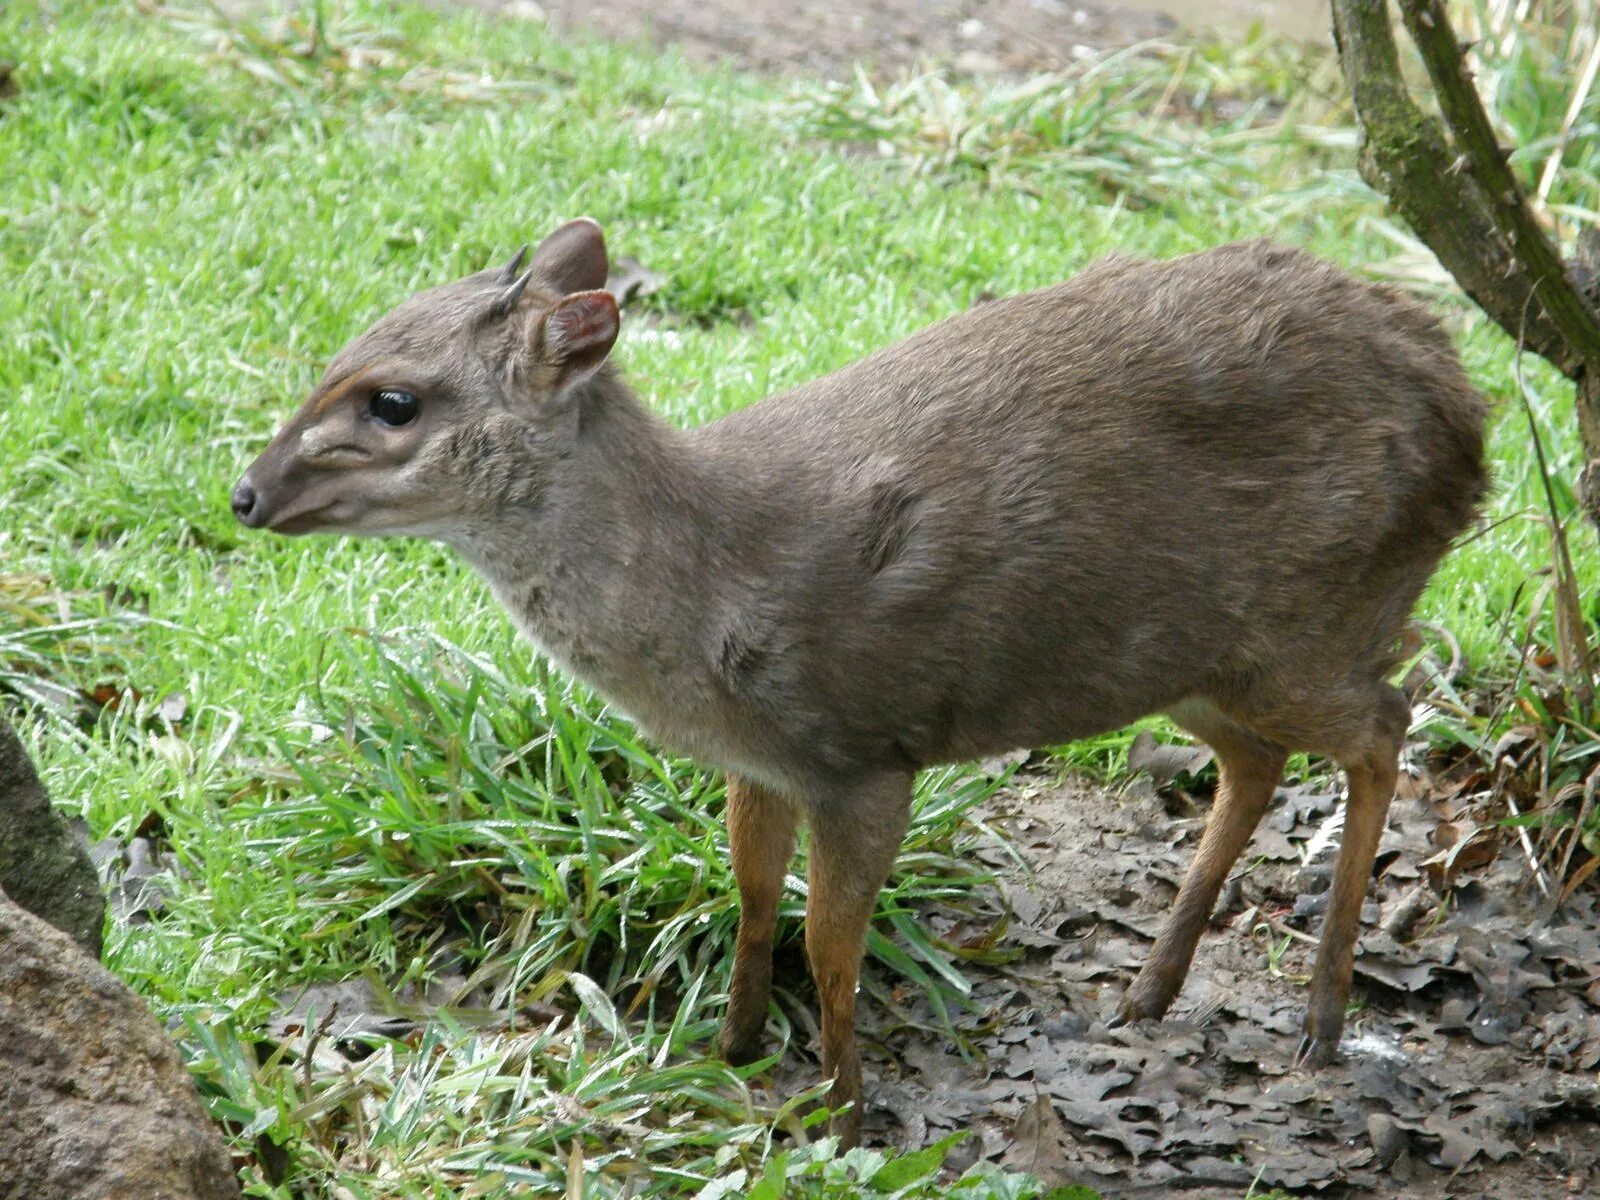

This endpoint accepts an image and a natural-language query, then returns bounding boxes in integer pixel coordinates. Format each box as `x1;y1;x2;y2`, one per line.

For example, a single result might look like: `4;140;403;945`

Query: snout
231;476;266;527
230;467;332;534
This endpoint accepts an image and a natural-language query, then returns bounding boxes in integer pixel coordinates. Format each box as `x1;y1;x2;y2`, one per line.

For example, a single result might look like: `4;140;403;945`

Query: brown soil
481;0;1171;77
472;0;1336;78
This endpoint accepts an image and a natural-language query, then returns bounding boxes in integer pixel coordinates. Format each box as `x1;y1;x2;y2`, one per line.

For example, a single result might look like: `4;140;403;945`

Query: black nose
231;478;262;526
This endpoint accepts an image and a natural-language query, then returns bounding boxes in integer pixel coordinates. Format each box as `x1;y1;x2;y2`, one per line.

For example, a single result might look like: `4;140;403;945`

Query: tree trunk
1332;0;1600;527
1582;373;1600;527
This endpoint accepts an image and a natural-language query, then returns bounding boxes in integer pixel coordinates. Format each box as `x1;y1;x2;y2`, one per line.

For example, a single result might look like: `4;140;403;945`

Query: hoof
829;1102;862;1150
1295;996;1346;1068
1292;1017;1344;1068
720;1032;766;1068
1111;982;1175;1029
1292;1032;1337;1069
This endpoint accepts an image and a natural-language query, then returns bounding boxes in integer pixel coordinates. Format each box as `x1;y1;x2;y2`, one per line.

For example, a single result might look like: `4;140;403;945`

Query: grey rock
0;888;241;1200
0;717;105;957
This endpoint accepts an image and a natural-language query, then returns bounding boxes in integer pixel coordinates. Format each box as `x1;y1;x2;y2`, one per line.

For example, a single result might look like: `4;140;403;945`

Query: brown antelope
234;219;1487;1146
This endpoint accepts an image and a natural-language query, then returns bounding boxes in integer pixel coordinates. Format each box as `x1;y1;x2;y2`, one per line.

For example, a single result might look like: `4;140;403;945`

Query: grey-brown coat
235;221;1487;1147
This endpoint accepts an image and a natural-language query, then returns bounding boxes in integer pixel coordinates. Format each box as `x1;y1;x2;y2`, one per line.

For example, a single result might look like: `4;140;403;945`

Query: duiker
235;219;1487;1145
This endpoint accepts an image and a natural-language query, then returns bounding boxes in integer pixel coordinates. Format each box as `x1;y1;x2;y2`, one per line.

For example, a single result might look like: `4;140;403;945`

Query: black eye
369;388;418;427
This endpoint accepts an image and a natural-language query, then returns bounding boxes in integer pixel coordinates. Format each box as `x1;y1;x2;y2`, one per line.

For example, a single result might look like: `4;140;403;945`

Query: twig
1408;618;1464;688
1500;790;1553;899
1535;32;1600;208
1143;46;1192;134
300;999;340;1132
1254;915;1319;947
1382;881;1437;939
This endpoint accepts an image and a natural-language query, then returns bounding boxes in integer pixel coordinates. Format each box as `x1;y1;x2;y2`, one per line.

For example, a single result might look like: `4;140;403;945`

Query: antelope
234;218;1487;1146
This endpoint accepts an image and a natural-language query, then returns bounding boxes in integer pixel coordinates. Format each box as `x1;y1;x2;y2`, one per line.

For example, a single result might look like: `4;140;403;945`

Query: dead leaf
94;834;182;924
1421;820;1500;890
978;748;1032;778
270;979;416;1045
1559;855;1600;906
1128;731;1212;788
1001;1094;1076;1182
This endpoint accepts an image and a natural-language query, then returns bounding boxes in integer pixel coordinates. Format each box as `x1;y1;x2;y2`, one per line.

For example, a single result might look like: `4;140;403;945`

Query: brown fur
236;223;1488;1147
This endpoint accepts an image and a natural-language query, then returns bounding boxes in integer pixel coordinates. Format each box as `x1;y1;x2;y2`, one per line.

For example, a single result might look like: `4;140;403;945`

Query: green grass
2;0;1597;1195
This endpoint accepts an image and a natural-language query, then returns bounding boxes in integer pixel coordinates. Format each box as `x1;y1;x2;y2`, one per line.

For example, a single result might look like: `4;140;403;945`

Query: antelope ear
529;218;609;296
537;290;619;390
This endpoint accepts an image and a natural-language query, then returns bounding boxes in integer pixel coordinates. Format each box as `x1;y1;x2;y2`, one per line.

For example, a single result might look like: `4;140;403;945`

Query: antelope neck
455;379;732;702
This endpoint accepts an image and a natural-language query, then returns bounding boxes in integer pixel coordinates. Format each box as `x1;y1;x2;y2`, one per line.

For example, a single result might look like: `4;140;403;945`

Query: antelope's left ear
536;289;619;391
530;218;609;296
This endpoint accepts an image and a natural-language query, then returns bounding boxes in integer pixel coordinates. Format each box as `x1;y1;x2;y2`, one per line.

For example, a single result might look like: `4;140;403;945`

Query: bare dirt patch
473;0;1174;77
471;0;1337;78
761;768;1600;1196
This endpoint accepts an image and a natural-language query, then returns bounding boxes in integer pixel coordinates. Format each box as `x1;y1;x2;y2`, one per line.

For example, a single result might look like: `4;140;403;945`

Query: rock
0;718;105;957
0;889;241;1200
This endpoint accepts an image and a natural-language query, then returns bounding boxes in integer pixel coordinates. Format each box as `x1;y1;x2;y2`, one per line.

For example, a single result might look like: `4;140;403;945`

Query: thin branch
1330;0;1571;371
1397;0;1600;381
